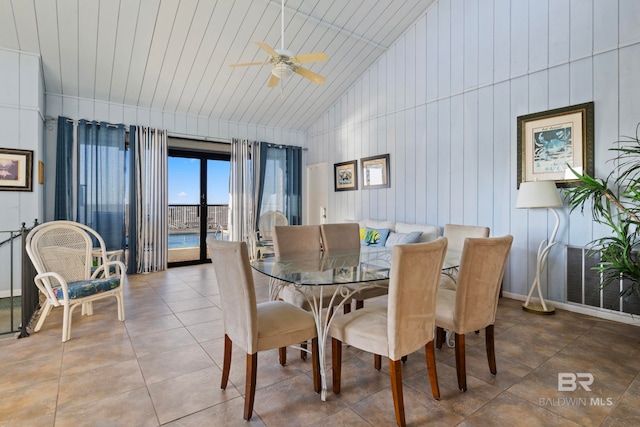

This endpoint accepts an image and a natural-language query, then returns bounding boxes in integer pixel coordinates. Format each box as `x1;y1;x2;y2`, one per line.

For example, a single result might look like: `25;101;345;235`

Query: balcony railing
168;204;229;233
167;205;229;263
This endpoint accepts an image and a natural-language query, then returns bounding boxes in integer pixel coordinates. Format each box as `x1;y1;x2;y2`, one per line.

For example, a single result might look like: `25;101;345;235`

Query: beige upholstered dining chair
206;238;320;420
273;225;328;314
25;220;126;342
330;238;448;427
273;224;343;361
319;222;361;251
435;235;513;392
321;222;390;368
320;222;388;311
440;224;490;290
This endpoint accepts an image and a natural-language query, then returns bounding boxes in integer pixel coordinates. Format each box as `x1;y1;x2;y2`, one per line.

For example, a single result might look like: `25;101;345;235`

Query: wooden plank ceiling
0;0;435;131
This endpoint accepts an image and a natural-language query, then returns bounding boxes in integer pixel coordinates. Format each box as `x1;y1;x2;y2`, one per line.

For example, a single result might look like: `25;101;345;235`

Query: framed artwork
361;154;390;189
0;148;33;191
517;102;594;188
334;160;358;191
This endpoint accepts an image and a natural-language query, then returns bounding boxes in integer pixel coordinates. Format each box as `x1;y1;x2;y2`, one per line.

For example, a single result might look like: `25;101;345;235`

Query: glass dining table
251;245;460;401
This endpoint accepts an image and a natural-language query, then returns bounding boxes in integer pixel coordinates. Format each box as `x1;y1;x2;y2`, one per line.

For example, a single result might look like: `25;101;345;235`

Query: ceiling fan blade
294;67;325;84
292;52;328;63
267;74;280;88
255;41;279;58
228;62;269;67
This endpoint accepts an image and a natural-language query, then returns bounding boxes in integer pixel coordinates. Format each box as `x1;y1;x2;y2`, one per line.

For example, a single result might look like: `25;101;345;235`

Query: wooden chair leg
435;326;445;349
300;341;307;360
343;302;351;314
454;333;467;392
425;340;440;399
332;338;342;394
389;359;406;427
374;354;382;370
486;324;497;375
279;347;287;366
244;353;258;420
355;299;364;310
221;334;232;389
312;337;321;393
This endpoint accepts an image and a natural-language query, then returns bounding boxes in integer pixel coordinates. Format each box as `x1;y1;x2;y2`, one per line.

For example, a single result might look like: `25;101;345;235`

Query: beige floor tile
166;296;214;313
125;313;183;337
0;351;62;392
130;326;198;357
60;337;137;377
57;359;146;410
2;264;640;426
252;375;347;426
307;408;373;427
185;318;225;342
0;379;58;425
138;343;214;385
163;397;267;426
174;305;222;326
54;387;158;427
148;366;239;424
460;391;582;427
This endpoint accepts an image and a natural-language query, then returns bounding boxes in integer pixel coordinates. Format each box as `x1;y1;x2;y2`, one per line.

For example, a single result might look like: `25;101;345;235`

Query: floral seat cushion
53;277;120;300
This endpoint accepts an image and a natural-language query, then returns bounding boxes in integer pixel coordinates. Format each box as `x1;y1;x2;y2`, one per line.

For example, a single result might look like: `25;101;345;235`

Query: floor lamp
516;181;563;315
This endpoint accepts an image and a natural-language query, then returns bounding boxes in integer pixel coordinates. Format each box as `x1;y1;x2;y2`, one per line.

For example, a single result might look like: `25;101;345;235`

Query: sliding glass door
168;150;230;266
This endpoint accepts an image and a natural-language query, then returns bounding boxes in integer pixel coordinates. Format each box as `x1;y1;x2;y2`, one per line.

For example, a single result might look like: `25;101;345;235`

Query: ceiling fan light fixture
271;63;294;79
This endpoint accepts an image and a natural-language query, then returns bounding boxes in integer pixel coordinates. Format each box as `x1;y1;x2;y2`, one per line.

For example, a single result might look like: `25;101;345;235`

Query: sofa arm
394;222;440;242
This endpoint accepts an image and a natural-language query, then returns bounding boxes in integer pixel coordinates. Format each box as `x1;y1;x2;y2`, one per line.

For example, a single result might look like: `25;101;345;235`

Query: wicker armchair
253;211;288;259
25;220;126;342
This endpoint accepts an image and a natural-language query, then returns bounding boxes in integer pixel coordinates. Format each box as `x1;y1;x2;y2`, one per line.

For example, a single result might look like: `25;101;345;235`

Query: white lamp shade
516;181;563;209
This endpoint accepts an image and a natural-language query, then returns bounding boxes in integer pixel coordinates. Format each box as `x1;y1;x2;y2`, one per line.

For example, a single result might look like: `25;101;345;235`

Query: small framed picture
334;160;358;191
0;148;33;191
361;154;390;189
517;102;594;188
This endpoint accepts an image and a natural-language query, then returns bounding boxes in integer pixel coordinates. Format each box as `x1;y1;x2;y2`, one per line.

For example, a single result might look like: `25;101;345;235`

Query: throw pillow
385;231;423;246
361;227;391;246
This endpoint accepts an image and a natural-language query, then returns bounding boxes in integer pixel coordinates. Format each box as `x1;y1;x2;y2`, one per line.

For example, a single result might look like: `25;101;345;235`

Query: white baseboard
0;290;21;299
502;291;640;326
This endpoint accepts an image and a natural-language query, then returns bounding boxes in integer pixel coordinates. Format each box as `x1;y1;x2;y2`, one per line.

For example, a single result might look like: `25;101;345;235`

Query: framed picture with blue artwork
517;102;594;188
334;160;357;191
0;148;33;191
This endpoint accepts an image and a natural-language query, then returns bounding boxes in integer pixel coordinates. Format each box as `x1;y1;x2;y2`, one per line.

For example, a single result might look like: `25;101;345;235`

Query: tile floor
1;263;640;426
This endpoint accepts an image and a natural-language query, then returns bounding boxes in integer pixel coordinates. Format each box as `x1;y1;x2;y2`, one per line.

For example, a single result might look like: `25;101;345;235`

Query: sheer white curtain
229;139;261;250
130;126;168;273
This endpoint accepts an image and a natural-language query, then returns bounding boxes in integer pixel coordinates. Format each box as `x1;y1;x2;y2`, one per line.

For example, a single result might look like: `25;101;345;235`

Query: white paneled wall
304;0;640;301
0;48;44;295
0;49;44;230
43;94;306;221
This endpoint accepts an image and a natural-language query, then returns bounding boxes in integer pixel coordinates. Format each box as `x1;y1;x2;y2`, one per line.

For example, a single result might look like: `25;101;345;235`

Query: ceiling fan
228;0;328;88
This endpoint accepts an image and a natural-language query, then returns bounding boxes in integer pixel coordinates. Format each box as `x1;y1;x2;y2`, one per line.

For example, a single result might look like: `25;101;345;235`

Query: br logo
558;373;594;391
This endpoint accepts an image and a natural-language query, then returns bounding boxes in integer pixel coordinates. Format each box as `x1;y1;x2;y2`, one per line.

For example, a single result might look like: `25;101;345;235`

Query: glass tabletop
251;246;460;286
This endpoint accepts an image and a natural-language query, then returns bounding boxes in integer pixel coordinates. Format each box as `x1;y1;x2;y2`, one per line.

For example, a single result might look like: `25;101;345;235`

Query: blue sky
168;157;230;205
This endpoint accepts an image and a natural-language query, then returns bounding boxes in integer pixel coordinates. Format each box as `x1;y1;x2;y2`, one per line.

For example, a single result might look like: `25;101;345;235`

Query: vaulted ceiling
0;0;435;131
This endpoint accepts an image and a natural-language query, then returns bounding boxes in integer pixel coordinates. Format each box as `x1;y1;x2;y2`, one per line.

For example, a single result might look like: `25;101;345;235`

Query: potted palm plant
565;124;640;299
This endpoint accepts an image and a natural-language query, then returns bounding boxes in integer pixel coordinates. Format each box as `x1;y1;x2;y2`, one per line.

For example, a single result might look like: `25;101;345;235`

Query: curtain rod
44;116;121;128
265;143;308;151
